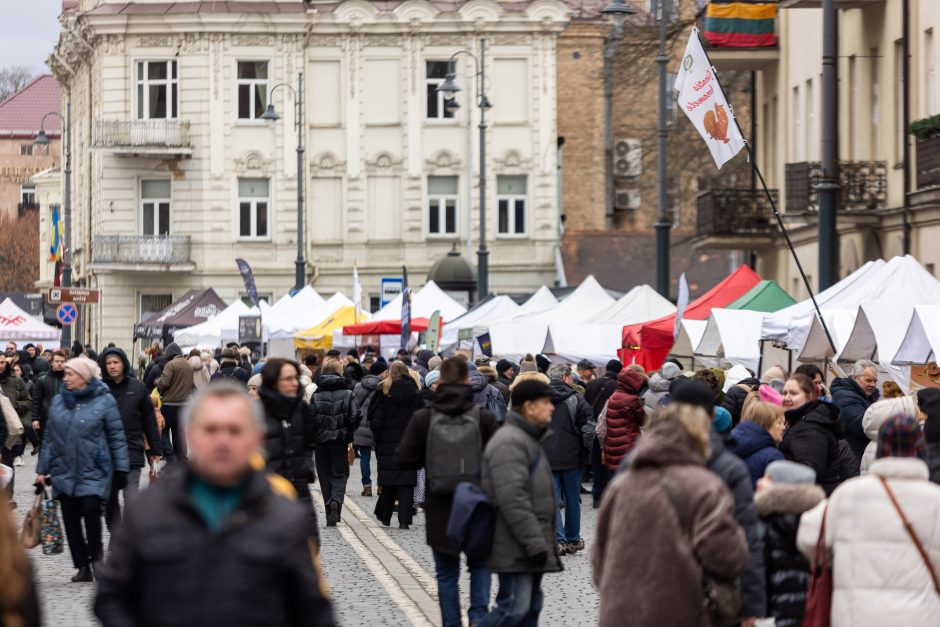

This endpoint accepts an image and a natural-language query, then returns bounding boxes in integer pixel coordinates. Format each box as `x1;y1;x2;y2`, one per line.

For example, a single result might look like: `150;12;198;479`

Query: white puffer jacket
797;457;940;627
860;396;918;473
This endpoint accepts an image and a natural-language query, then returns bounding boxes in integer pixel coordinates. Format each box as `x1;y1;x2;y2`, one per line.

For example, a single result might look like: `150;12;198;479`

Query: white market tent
893;305;940;365
441;295;521;353
173;299;271;350
266;287;326;340
372;280;467;322
515;276;615;324
695;309;767;372
0;298;60;345
587;284;677;325
267;291;357;357
512;286;559;317
487;288;559;361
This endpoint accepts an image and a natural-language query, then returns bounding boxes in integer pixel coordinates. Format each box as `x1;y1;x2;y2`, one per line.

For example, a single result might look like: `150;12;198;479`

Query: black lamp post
261;72;306;293
437;39;493;300
36;105;72;347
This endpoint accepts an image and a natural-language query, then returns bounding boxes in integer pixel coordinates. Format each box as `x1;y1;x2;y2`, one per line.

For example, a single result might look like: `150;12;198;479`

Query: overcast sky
0;2;62;74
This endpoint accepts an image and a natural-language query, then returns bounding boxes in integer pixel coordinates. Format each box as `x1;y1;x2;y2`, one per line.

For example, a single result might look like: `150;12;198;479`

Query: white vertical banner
352;264;362;312
673;273;690;342
674;27;746;169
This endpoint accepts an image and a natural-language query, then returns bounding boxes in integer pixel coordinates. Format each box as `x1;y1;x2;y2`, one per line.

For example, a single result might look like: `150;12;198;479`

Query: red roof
0;75;61;139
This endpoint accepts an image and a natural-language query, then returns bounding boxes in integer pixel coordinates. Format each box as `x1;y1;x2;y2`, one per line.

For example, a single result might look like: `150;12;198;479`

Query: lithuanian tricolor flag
703;1;778;48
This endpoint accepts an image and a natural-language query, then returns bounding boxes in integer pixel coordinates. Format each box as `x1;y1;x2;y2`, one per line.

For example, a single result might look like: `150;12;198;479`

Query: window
238;178;269;239
427;176;458;236
20;185;36;208
136;60;178;120
870;47;880;159
426;61;456;120
237;61;268;120
20;144;32;156
927;29;937;115
140;294;172;322
141;179;171;236
806;79;815;161
497;175;527;236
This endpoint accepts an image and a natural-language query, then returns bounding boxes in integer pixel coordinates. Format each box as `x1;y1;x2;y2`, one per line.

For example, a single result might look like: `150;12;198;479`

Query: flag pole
693;29;838;358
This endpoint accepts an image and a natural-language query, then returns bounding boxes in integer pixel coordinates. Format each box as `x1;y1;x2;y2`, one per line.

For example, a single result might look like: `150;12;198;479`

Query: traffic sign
48;288;100;305
56;303;78;326
380;277;403;308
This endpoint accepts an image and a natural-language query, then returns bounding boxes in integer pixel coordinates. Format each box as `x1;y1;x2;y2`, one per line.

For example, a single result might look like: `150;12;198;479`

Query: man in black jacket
94;382;334;627
101;347;163;533
210;347;251;385
396;357;500;627
544;363;594;556
31;349;67;443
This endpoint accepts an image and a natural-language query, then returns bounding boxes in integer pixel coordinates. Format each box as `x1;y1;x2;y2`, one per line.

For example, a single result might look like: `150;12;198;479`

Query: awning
134;288;227;343
343;317;432;336
295;307;369;350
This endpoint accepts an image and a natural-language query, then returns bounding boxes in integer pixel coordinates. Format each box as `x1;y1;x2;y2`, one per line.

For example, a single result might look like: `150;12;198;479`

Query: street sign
56;303;78;326
380;277;403;308
238;316;262;344
48;288;100;305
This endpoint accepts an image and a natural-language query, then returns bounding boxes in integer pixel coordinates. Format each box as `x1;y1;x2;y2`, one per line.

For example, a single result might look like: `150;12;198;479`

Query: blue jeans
357;445;372;487
553;469;581;544
432;549;491;627
477;573;544;627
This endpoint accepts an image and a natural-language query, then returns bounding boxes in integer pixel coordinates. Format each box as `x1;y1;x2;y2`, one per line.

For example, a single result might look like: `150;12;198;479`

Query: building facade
46;0;570;349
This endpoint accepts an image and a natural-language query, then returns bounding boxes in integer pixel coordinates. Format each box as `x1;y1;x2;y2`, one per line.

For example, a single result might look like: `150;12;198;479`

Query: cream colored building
697;0;940;297
45;0;571;349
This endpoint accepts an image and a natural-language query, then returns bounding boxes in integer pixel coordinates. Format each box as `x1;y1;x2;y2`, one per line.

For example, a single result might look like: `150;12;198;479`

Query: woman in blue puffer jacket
36;356;129;583
730;401;786;487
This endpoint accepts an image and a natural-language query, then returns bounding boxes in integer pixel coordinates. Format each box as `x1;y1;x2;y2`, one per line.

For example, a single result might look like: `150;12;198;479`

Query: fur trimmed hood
755;483;825;517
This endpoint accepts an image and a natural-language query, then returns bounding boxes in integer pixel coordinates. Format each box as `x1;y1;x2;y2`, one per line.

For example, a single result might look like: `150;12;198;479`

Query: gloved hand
34;482;46;495
114;471;128;491
529;550;548;569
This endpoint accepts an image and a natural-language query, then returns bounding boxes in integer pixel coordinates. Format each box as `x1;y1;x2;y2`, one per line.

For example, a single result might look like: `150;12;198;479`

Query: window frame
20;185;36;207
236;60;270;121
237;177;272;241
140;293;173;323
425;60;457;122
140;178;172;237
134;59;179;121
427;175;459;238
496;175;529;238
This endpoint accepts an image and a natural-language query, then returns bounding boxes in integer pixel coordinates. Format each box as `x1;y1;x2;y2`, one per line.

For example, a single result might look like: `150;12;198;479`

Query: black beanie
511;380;552;408
535;354;551;373
606;359;623;373
496;359;515;375
672;379;715;416
370;361;388;376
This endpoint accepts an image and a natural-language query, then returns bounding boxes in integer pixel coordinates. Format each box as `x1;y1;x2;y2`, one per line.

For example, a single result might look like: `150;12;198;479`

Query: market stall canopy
511;286;559;318
695;309;768;372
441;295;521;351
587;284;677;325
266;287;328;339
0;298;61;343
726;280;796;312
295;306;370;350
173;299;271;350
343;317;431;335
516;276;615;323
373;280;466;322
893;305;940;365
622;265;761;371
134;288;226;344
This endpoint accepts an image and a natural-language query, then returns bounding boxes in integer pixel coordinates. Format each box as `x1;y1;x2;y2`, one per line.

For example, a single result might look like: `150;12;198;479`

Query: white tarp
174;299;271;349
373;280;467;322
839;302;916;390
441;295;521;352
486;288;558;361
587;284;677;325
695;309;767;372
0;298;60;343
893;305;940;365
266;287;326;339
512;286;559;318
543;323;623;366
514;276;615;324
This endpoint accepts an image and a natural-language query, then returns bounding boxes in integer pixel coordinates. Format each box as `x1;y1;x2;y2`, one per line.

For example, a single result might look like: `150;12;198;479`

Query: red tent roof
343;318;431;336
0;75;61;138
622;265;761;371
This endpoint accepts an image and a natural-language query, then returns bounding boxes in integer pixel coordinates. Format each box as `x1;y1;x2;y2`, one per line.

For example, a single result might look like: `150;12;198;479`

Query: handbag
0;389;24;449
39;494;64;556
803;505;832;627
20;492;42;549
347;443;356;466
880;476;940;594
661;474;742;626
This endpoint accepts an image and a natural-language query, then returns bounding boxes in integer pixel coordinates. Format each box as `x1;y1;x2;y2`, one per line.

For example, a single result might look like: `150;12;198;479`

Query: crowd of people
2;336;940;626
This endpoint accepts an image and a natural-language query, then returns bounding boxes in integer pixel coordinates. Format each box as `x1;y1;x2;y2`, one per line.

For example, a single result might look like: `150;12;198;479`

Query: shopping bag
20;492;42;549
39;495;64;555
803;506;832;626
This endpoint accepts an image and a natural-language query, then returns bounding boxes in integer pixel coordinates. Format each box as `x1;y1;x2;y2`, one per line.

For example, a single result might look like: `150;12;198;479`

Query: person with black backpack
396;357;500;627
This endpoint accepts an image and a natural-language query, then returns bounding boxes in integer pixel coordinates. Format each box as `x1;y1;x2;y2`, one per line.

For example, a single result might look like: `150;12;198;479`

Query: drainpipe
902;0;912;254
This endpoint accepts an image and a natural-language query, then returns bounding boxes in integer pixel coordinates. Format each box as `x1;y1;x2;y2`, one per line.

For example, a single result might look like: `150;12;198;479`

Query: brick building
0;75;61;218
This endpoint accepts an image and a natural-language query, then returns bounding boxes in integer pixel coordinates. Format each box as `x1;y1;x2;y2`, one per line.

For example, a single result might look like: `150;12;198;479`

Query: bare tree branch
0;66;37;102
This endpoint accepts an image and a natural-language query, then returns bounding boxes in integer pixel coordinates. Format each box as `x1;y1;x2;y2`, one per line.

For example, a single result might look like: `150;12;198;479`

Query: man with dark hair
397;357;499;627
495;359;516;391
211;348;250;385
395;348;413;367
303;354;320;380
795;363;828;400
32;350;67;445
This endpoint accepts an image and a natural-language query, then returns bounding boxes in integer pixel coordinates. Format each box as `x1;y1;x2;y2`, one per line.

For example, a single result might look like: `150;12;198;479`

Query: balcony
697;8;779;72
695;188;779;249
92;119;193;157
916;135;940;190
785;161;887;213
90;235;194;271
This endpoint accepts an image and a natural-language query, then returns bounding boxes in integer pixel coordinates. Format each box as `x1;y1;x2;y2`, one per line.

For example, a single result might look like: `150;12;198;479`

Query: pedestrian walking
602;368;645;472
189;349;211;392
584;359;622;506
154;342;194;461
309;359;359;527
210;347;251;385
257;358;321;545
858;395;918;473
594;403;748;627
35;356;129;582
830;359;880;461
30;349;66;448
729;401;786;487
352;360;387;497
544;363;593;556
797;416;940;626
0;353;31;495
0;504;40;627
100;347;163;534
780;373;846;494
370;362;423;529
476;380;562;627
396;357;500;627
94;382;335;627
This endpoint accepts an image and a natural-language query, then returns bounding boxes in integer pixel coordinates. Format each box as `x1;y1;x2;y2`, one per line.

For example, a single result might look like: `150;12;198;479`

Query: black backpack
426;406;483;495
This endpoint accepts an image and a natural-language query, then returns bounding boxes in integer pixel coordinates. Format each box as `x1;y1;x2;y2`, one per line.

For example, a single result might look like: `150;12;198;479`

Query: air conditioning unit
614;138;641;178
614;188;641;211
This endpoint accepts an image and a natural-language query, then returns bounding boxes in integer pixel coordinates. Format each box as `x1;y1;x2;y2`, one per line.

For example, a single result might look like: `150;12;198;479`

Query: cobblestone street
13;452;599;626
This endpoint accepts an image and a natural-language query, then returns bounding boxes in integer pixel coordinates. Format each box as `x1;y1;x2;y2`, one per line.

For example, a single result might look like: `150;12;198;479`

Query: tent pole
758;340;764;377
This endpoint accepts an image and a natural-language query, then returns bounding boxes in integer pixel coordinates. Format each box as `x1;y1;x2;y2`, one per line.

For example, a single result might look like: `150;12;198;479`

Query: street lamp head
445;98;461;114
259;103;280;121
34;129;51;146
437;72;461;98
600;0;637;16
479;95;493;110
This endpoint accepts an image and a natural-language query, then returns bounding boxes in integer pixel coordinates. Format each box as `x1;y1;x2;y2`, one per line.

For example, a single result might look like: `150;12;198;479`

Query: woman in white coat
858;395;919;473
797;415;940;627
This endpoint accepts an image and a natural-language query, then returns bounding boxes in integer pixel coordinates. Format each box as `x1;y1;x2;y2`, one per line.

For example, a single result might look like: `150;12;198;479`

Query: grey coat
481;411;563;574
352;374;380;448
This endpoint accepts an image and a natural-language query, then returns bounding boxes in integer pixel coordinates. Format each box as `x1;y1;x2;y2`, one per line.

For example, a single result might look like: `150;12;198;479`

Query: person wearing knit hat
763;460;817;486
247;373;262;398
65;356;101;383
424;369;441;390
533;354;550;374
519;355;538;374
876;415;928;461
474;355;491;368
761;365;787;389
712;406;732;435
495;358;516;389
369;360;388;376
671;379;716;417
510;379;553;409
428;355;443;372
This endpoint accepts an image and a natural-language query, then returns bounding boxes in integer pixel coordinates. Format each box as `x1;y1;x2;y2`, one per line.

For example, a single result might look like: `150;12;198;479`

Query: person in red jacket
603;369;645;470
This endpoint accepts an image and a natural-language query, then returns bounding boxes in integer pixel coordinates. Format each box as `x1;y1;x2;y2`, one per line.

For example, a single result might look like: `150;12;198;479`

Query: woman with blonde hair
594;403;748;626
730;401;786;487
0;506;39;627
369;361;425;528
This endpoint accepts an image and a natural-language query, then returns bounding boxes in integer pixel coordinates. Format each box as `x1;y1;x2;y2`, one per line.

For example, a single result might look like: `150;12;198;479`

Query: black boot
71;567;93;583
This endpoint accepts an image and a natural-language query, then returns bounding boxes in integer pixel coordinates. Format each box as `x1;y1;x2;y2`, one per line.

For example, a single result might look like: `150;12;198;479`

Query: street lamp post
261;72;306;293
653;0;671;299
35;104;72;348
437;39;493;301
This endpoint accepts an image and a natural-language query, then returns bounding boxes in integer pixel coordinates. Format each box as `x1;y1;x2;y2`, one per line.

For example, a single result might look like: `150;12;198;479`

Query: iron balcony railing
785;161;887;212
916;135;940;190
91;235;191;266
697;188;779;237
92;119;191;150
